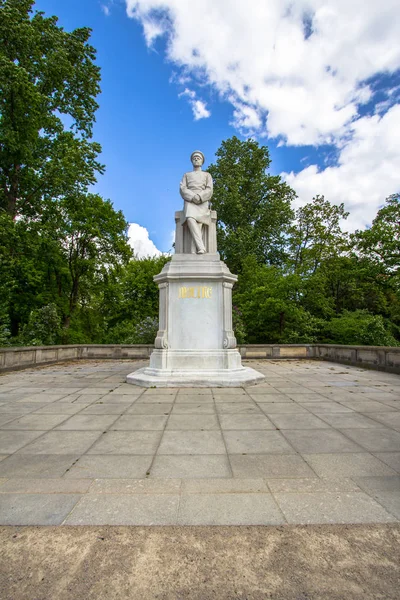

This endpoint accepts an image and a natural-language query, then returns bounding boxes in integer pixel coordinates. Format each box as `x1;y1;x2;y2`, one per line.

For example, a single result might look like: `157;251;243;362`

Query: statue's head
191;150;205;167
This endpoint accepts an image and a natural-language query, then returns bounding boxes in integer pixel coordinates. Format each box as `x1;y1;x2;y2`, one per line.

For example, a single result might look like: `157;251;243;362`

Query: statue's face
191;153;204;167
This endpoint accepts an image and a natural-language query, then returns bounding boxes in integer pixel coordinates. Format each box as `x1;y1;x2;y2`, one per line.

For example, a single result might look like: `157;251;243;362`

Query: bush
19;303;61;346
233;305;247;344
105;317;158;344
0;322;11;347
324;310;398;346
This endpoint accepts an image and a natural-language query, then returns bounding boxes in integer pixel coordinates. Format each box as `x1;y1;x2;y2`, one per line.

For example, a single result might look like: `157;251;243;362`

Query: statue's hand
193;194;202;204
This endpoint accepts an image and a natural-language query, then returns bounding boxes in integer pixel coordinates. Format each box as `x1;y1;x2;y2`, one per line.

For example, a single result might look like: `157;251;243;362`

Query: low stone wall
0;344;153;373
239;344;313;360
0;343;399;374
313;344;400;374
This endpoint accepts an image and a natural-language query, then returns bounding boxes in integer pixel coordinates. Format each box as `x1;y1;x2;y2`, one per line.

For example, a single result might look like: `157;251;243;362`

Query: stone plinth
126;253;264;387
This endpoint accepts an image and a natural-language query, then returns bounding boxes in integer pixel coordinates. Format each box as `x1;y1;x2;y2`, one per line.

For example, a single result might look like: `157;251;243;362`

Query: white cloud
128;223;162;258
192;99;211;120
179;88;196;99
125;0;400;145
178;88;211;120
101;5;110;16
283;104;400;230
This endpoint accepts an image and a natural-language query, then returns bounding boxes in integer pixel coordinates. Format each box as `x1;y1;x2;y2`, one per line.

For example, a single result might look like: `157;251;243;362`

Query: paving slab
87;431;162;455
64;455;153;479
166;414;219;430
110;413;168;431
339;428;400;452
0;358;399;526
224;430;295;454
178;493;284;525
158;430;226;454
89;478;181;494
281;429;364;453
316;413;383;428
304;453;398;477
0;493;81;525
266;477;361;493
230;454;316;478
0;454;78;478
64;494;180;525
219;413;274;429
0;430;47;454
0;478;92;494
171;403;216;414
150;455;231;478
274;491;396;524
126;403;173;414
17;431;102;454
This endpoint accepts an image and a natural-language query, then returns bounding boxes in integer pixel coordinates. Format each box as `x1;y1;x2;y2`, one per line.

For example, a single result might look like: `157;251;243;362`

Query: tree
19;302;61;345
56;193;132;328
355;194;400;276
323;310;398;347
288;195;349;274
208;136;295;273
0;0;103;218
102;255;170;342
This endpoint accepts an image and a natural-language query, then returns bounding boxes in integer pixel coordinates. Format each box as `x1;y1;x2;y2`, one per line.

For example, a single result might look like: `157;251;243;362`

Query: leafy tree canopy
0;0;103;217
208;136;295;273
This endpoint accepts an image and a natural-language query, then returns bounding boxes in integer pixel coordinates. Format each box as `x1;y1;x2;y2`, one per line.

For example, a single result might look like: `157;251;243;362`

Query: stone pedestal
127;251;264;388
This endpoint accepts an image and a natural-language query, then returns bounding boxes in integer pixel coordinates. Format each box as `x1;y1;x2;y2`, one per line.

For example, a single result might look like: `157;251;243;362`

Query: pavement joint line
211;387;236;478
141;388;178;478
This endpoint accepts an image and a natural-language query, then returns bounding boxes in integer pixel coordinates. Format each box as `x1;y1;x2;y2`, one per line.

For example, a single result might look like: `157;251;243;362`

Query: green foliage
289;195;349;274
19;302;61;346
355;194;400;276
232;305;247;344
102;256;169;333
0;0;103;218
323;310;398;347
105;317;158;344
208;136;295;273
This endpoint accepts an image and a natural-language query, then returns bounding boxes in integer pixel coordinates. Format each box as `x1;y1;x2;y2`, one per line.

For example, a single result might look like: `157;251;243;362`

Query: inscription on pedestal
179;286;213;299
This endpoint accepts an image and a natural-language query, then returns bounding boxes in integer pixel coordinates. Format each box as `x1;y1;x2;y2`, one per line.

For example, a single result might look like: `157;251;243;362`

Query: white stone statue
180;150;213;254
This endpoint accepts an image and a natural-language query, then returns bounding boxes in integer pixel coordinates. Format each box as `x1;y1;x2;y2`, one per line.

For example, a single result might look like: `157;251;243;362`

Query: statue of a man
180;150;213;254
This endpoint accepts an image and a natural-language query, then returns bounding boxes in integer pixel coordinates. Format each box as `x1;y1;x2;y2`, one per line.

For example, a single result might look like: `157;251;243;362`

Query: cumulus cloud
192;99;211;120
126;0;400;145
128;223;162;258
283;104;400;231
125;0;400;227
179;88;211;120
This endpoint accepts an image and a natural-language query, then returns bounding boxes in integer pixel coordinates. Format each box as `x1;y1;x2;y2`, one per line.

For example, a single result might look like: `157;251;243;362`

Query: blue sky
33;0;400;255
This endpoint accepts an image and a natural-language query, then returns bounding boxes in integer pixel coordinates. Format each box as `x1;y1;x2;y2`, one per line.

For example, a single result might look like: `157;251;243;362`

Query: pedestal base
126;349;265;388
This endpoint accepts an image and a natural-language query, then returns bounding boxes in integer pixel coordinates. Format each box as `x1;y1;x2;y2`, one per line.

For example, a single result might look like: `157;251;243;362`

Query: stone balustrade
1;343;400;374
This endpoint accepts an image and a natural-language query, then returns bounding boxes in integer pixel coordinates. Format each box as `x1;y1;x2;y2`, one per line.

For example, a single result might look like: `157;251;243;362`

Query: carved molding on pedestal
222;281;237;349
154;282;169;349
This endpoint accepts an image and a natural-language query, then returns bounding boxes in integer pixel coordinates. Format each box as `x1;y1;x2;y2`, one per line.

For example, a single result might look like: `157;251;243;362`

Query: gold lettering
178;286;213;299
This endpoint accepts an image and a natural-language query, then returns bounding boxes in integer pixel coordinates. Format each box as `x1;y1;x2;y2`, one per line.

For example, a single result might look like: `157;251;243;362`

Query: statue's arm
179;173;196;202
198;172;213;203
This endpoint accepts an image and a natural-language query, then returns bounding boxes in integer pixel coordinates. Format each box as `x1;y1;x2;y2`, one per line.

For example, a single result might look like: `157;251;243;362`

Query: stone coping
0;343;399;374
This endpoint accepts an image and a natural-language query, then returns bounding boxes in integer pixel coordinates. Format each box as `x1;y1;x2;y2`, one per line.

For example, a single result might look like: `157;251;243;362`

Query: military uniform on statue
179;151;213;254
127;151;264;387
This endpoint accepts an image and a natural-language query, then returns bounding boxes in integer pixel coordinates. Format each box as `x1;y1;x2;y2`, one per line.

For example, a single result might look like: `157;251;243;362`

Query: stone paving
0;359;399;525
